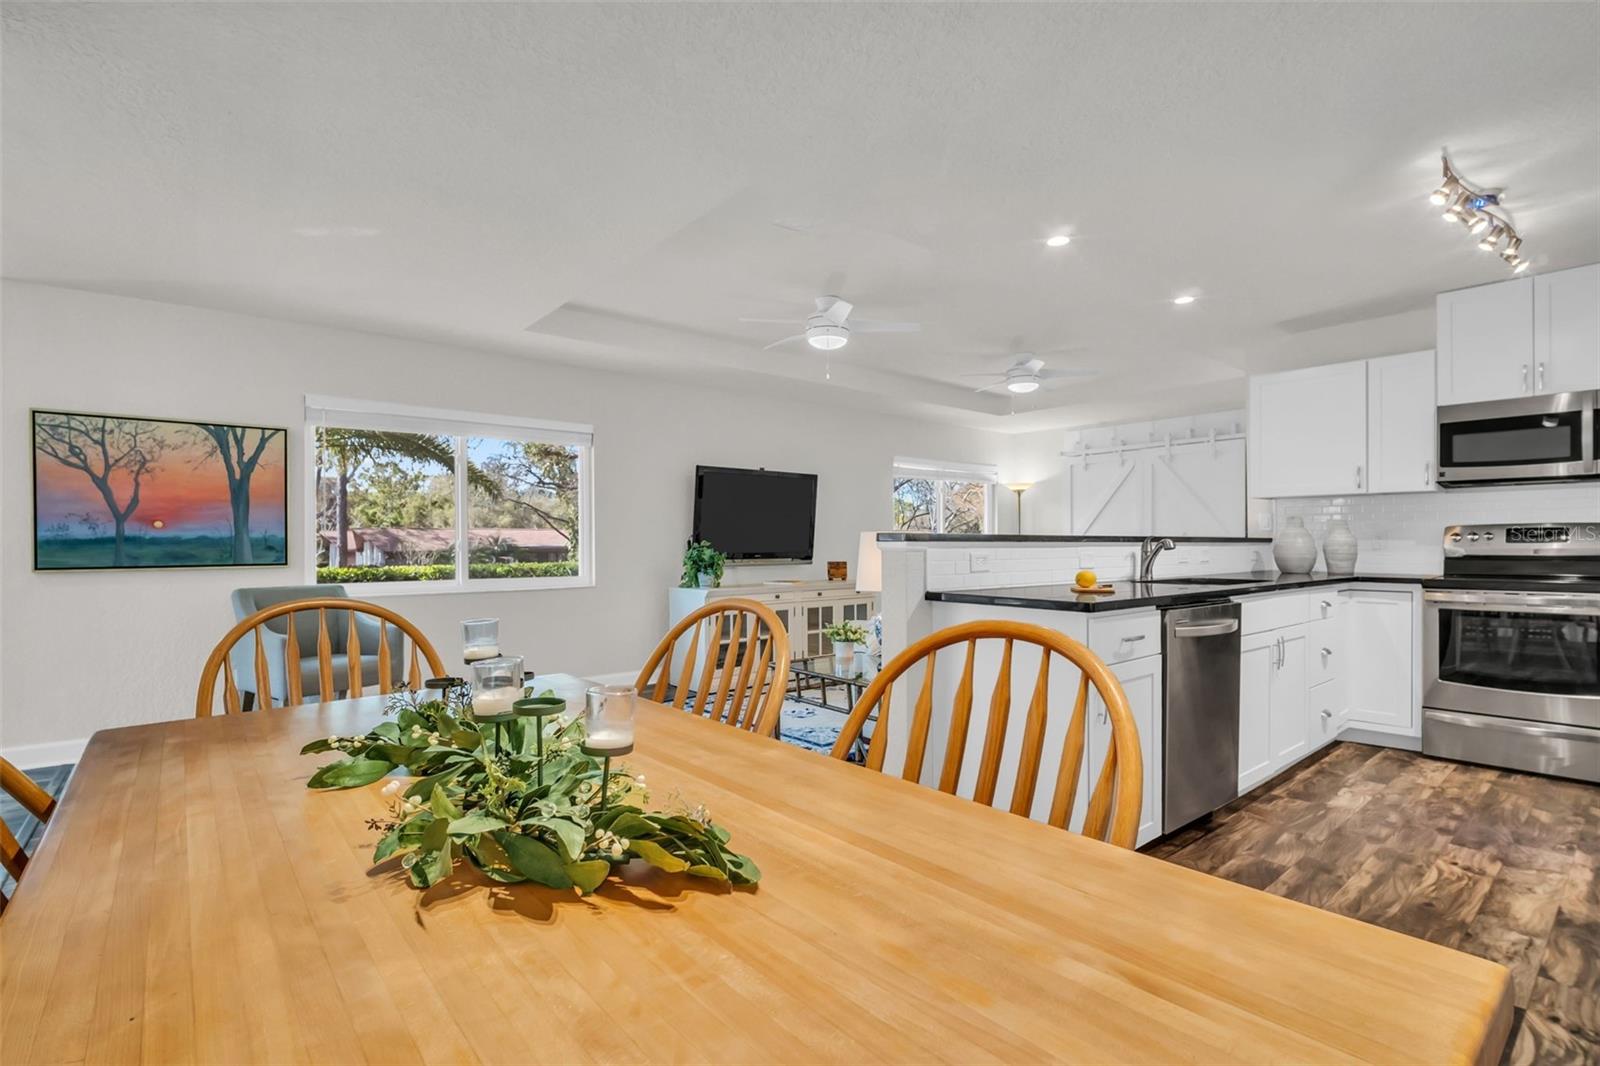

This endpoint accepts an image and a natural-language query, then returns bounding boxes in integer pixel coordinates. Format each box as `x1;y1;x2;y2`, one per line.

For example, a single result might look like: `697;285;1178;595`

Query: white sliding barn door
1066;439;1245;536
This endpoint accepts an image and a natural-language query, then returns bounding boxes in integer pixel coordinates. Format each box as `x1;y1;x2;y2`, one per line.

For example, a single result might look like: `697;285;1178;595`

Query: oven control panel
1444;523;1597;557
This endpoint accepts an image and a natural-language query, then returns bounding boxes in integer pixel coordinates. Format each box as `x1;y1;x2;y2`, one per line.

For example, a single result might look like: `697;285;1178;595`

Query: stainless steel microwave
1436;390;1597;486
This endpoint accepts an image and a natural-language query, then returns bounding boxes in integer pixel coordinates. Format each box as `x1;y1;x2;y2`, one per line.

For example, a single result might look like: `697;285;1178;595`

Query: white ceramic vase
832;639;856;665
1273;517;1317;575
1323;519;1359;576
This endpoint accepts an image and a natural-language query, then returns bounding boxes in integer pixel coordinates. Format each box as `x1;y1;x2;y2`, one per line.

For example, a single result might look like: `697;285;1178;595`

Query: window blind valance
892;457;1000;484
305;395;593;448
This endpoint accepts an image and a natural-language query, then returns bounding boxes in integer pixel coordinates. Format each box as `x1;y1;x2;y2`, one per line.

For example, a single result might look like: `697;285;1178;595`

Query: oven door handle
1426;591;1600;615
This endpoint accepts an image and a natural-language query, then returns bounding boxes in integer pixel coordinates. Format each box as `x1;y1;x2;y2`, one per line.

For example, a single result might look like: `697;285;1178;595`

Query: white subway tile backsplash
1272;482;1600;573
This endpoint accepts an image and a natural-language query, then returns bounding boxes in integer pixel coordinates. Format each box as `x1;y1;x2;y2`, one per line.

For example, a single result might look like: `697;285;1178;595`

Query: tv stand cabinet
667;582;878;674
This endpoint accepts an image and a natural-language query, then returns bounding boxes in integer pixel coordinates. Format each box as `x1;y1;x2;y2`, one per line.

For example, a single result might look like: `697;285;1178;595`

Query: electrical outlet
969;550;991;572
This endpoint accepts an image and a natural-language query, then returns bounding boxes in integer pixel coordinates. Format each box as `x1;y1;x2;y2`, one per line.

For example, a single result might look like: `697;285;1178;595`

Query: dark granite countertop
926;571;1433;613
879;533;1271;544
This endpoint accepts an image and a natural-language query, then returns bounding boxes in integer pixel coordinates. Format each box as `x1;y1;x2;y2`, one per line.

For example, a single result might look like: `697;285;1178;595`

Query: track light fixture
1429;152;1527;272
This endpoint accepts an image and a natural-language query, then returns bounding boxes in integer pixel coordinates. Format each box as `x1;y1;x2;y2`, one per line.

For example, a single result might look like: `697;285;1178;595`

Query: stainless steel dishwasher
1162;600;1242;833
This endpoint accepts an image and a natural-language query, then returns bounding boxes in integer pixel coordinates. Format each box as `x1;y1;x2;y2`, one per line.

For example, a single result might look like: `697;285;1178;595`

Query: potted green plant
680;540;726;589
822;620;869;665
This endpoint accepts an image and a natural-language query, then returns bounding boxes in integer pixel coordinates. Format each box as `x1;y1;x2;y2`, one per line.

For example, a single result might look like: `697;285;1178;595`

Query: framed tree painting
32;410;288;570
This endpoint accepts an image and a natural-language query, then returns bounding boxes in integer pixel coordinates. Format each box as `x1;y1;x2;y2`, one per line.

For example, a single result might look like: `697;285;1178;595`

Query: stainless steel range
1422;522;1599;782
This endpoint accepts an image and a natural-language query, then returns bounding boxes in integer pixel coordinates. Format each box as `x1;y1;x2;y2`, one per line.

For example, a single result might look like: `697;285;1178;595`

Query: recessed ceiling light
1172;295;1196;305
1045;234;1071;247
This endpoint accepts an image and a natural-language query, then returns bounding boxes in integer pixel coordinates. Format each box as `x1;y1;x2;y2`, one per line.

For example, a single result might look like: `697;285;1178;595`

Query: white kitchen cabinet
1269;629;1309;768
1366;349;1436;493
1308;674;1346;751
1436;276;1534;404
1248;361;1368;498
1534;263;1600;395
1345;591;1416;733
1238;631;1276;791
1086;652;1163;848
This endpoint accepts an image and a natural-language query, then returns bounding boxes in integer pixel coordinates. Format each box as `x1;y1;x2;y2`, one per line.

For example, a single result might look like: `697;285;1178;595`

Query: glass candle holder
462;618;501;664
583;684;636;756
469;655;523;716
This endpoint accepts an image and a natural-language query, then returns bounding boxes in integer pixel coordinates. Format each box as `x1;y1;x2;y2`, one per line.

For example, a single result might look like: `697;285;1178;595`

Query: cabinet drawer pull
1522;364;1530;393
1320;709;1333;720
1321;646;1333;656
1119;634;1147;643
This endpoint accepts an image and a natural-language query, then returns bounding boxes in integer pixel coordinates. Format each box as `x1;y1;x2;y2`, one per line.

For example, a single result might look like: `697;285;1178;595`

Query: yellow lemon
1075;569;1098;589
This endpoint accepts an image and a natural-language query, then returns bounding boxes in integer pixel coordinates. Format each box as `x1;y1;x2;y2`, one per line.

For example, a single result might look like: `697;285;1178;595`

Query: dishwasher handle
1172;619;1240;638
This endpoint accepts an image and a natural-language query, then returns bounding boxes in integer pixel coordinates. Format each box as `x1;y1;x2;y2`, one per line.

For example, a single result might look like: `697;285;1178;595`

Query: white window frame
891;457;998;534
304;395;595;595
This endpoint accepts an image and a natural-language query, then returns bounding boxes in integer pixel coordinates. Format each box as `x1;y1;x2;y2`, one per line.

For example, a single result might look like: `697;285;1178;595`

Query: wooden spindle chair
195;598;446;717
829;620;1144;848
635;599;791;736
1;759;59;916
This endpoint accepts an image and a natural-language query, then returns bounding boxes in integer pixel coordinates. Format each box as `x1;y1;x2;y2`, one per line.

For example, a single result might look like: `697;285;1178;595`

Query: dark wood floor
1143;742;1599;1066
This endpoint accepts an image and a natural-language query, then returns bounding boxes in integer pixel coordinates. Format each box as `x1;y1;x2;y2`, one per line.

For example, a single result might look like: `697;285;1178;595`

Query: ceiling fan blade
974;381;1007;394
821;297;854;325
851;320;921;333
762;335;807;350
739;316;804;325
1038;368;1097;380
958;371;1003;378
1019;356;1046;373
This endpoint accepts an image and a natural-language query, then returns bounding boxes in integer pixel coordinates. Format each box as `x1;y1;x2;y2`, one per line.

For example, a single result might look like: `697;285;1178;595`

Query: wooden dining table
1;684;1513;1064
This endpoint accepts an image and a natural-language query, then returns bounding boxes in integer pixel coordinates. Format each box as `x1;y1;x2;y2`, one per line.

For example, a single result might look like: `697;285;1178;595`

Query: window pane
466;437;581;580
313;427;456;583
941;481;987;535
892;478;936;531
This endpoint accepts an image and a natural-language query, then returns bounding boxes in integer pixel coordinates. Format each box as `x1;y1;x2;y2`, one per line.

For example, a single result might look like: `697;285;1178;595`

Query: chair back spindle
635;599;791;735
196;598;445;717
0;759;58;916
829;620;1143;848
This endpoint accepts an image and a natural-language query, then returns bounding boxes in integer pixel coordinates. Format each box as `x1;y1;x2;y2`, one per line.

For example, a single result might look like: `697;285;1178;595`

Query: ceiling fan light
1007;379;1041;394
1045;234;1071;247
806;329;848;350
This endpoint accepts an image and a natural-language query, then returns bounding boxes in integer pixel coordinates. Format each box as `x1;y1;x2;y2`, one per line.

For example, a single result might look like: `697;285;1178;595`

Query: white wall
0;282;1016;753
1274;482;1600;573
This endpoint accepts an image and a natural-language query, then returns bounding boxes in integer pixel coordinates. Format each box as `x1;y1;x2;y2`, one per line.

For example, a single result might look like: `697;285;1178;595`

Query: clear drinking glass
469;655;523;715
462;618;500;664
584;684;636;753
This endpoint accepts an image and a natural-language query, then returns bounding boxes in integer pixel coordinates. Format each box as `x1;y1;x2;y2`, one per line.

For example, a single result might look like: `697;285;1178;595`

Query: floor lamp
1005;483;1032;532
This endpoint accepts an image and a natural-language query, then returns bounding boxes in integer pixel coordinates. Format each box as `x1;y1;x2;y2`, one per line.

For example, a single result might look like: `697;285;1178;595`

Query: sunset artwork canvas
33;410;288;570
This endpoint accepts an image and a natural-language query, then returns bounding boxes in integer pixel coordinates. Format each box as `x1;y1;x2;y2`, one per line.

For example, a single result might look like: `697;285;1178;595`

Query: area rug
0;763;72;898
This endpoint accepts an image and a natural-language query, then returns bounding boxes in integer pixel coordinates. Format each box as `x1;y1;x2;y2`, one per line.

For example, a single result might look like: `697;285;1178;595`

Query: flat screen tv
692;465;817;562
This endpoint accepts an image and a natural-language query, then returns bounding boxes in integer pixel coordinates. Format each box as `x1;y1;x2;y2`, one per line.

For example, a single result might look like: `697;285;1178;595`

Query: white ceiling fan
964;354;1096;394
740;296;920;351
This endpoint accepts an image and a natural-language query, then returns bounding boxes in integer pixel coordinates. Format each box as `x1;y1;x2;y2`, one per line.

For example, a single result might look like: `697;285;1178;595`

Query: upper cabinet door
1367;349;1436;493
1436;276;1534;405
1248;361;1368;498
1534;263;1600;395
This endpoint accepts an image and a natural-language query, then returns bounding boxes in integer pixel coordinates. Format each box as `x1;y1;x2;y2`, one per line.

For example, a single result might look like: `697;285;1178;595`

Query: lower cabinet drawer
1240;592;1311;635
1087;610;1161;664
1308;675;1345;749
1308;617;1341;686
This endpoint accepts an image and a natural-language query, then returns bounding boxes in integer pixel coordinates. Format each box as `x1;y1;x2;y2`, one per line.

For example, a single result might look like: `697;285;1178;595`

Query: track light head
1500;236;1523;263
1428;153;1525;272
1477;224;1506;252
1511;258;1530;274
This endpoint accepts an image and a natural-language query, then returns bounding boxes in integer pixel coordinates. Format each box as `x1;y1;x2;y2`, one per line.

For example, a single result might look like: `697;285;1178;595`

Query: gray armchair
229;585;404;708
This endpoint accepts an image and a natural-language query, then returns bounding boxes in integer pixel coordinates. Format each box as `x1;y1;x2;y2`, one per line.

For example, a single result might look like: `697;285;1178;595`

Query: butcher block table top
0;692;1512;1064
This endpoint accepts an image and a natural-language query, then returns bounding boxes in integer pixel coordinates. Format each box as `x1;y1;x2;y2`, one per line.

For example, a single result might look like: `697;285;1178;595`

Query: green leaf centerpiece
301;685;759;894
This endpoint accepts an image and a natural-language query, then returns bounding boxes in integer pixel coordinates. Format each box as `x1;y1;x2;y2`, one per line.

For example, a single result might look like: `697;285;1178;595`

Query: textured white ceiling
4;2;1598;431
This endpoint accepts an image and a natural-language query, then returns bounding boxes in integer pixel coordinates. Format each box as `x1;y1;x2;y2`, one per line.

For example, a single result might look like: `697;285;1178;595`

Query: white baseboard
1;737;89;768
